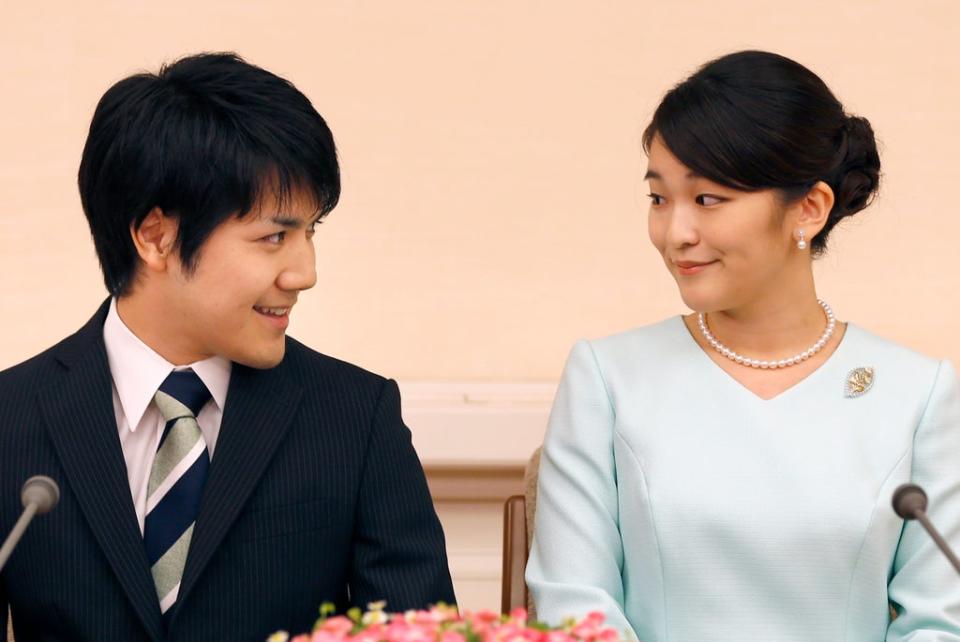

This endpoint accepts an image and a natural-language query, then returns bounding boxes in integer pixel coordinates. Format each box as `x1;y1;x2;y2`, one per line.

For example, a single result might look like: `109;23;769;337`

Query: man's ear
794;181;835;239
131;207;178;273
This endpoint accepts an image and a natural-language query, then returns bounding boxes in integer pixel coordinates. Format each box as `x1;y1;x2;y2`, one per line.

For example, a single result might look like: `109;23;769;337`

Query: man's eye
696;194;725;206
647;193;665;206
263;232;286;244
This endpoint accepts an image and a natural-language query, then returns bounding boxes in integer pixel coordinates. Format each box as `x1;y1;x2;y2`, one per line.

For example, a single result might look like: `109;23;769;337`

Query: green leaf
347;607;363;624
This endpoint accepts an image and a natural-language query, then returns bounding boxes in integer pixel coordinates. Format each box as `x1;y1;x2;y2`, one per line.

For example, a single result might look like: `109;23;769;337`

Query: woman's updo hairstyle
642;50;881;254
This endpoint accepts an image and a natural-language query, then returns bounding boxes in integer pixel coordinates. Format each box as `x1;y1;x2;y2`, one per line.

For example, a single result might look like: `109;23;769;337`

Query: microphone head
893;483;927;520
21;476;60;515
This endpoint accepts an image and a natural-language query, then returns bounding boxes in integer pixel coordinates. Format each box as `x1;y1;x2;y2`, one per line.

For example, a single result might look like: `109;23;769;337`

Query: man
0;53;455;642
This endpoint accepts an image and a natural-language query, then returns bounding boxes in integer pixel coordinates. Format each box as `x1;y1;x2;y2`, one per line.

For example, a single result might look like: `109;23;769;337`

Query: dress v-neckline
676;315;854;403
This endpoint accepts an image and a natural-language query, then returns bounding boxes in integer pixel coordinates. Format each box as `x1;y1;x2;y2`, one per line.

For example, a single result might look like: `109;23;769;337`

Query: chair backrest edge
501;494;528;614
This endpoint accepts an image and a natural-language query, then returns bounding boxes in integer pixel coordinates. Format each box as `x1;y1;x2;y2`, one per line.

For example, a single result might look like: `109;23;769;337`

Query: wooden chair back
500;447;542;615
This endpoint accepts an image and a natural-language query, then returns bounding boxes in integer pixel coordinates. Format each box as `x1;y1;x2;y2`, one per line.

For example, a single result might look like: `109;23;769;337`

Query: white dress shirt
103;298;231;533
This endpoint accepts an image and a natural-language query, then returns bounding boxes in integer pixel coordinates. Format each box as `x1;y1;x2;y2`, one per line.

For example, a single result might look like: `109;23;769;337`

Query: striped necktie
144;370;211;615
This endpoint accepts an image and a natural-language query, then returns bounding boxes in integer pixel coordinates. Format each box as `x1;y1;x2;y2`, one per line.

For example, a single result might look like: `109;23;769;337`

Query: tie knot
154;370;212;421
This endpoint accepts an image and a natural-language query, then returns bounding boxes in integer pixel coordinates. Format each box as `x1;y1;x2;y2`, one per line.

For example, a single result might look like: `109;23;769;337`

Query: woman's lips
674;260;717;276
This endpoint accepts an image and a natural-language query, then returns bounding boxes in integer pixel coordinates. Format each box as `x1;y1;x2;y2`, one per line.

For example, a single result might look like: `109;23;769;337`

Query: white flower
362;609;389;625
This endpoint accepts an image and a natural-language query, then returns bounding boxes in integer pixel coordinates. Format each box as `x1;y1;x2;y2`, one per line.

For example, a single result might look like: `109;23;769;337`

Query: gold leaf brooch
845;367;875;398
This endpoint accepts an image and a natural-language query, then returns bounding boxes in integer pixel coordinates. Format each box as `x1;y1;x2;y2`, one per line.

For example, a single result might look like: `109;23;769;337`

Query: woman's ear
794;181;835;239
130;207;178;273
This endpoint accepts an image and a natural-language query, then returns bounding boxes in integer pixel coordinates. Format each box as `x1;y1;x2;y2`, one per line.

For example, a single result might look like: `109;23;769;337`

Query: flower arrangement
267;602;621;642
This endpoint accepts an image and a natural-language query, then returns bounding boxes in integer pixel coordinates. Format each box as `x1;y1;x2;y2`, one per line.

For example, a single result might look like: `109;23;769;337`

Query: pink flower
318;616;354;638
469;610;500;625
271;603;628;642
466;610;501;636
384;620;436;642
491;622;544;642
545;632;576;642
412;605;457;626
594;629;618;642
508;608;528;625
571;612;610;642
440;631;467;642
351;625;386;642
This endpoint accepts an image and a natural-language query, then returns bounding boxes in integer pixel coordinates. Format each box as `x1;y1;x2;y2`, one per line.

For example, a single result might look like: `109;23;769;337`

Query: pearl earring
796;229;807;250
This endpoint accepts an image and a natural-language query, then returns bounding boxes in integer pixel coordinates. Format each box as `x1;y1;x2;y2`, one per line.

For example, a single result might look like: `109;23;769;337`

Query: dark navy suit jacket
0;300;455;641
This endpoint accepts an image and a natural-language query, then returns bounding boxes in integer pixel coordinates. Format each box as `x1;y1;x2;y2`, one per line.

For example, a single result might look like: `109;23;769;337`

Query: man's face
160;189;320;368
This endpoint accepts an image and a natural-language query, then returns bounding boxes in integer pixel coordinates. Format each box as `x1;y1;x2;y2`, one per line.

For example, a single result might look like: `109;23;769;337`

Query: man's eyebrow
270;216;302;229
270;214;322;229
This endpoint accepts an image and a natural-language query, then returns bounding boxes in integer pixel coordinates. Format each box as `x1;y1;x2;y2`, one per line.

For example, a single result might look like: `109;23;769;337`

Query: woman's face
646;135;797;313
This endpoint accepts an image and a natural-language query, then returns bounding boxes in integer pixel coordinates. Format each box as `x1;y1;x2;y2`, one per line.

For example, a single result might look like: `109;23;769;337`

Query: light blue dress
526;317;960;641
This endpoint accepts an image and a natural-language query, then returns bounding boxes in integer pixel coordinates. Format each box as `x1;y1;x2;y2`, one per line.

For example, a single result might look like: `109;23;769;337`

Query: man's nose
278;240;317;292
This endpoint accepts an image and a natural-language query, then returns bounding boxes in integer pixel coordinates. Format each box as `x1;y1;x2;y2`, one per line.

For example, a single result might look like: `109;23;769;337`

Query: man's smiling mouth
253;306;290;317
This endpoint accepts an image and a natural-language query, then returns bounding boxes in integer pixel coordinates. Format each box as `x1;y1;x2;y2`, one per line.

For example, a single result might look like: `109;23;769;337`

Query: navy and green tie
143;370;211;615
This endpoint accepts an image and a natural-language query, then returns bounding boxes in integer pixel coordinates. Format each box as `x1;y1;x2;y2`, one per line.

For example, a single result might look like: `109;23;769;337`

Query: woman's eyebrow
643;169;700;181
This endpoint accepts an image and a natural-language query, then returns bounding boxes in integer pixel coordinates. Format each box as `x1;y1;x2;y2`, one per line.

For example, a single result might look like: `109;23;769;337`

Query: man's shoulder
1;301;108;394
0;333;76;394
281;336;389;396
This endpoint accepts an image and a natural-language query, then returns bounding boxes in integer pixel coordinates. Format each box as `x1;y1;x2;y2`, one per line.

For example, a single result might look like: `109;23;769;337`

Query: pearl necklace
697;300;836;369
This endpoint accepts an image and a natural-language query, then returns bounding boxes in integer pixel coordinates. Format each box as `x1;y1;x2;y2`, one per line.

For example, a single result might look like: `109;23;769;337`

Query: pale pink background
2;1;958;380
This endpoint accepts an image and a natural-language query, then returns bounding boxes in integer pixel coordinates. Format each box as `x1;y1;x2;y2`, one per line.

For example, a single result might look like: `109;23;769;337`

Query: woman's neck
696;285;829;360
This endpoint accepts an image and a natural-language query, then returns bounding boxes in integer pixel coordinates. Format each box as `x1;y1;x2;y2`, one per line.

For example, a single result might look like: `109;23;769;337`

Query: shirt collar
103;298;232;431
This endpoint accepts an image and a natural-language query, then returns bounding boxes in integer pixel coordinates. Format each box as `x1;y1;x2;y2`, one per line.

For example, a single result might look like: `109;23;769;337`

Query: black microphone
892;483;960;576
0;476;60;572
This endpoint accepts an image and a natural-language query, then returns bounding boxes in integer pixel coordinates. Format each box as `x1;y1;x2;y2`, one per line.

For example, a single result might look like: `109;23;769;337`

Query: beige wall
2;1;959;380
3;0;959;619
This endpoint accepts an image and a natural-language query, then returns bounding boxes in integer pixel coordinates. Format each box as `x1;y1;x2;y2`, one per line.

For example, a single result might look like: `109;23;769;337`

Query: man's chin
231;343;286;369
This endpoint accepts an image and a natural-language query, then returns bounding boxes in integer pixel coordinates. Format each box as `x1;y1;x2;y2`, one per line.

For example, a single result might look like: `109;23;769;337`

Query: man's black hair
78;52;340;295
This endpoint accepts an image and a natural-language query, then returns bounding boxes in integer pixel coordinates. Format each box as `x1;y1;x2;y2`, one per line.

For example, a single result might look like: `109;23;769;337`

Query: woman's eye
696;194;725;206
647;193;665;206
263;231;286;244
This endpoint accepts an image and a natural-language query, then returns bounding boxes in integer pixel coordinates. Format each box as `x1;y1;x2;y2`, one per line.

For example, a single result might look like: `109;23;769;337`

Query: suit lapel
174;356;302;614
38;300;164;642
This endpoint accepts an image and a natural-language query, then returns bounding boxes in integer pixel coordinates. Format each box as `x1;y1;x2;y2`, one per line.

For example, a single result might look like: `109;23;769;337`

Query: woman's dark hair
642;50;880;254
78;52;340;296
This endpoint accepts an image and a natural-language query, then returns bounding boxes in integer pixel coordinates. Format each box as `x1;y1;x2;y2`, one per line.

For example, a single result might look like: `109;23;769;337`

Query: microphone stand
0;476;60;572
892;483;960;577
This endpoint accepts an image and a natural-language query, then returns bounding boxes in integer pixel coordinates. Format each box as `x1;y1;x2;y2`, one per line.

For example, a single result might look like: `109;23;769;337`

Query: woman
525;51;960;641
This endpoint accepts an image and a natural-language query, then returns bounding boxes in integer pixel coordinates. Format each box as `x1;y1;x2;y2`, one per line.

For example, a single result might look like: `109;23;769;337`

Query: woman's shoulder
565;316;692;381
842;322;944;371
841;322;951;396
584;316;688;355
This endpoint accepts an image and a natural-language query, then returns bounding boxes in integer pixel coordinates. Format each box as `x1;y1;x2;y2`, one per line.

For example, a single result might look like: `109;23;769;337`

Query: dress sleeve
887;360;960;640
525;340;637;640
